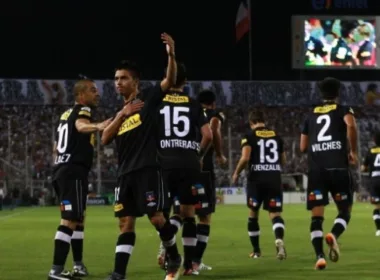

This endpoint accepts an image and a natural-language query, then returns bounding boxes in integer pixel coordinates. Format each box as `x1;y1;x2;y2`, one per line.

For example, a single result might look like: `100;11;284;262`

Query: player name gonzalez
250;164;281;171
311;141;342;152
160;139;200;150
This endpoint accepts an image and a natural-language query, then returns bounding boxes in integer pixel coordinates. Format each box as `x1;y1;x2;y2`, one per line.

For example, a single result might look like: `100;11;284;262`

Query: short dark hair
115;60;141;80
249;110;265;124
374;132;380;146
197;90;216;105
74;79;95;97
317;77;341;100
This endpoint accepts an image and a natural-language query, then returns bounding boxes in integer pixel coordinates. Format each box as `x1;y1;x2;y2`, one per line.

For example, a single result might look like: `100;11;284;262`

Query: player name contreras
251;164;281;171
160;139;200;150
312;141;342;152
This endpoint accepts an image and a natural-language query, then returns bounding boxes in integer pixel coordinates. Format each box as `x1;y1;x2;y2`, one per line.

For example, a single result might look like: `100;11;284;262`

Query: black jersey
157;91;208;170
302;103;354;169
53;104;95;175
305;36;328;64
202;109;225;173
357;40;373;63
241;127;283;183
115;84;164;177
364;146;380;178
330;38;353;64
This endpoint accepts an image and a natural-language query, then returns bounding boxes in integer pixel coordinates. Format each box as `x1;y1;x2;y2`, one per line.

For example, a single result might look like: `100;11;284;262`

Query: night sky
0;0;379;81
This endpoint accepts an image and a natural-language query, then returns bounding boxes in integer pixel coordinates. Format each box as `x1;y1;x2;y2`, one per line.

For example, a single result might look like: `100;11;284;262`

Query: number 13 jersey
302;102;354;169
53;104;95;174
156;91;208;170
241;127;284;183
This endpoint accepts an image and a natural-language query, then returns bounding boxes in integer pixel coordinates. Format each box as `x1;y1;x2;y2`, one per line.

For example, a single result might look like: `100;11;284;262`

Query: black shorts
114;167;167;218
246;180;283;212
163;168;200;215
195;171;216;217
53;166;88;222
370;178;380;204
307;168;353;210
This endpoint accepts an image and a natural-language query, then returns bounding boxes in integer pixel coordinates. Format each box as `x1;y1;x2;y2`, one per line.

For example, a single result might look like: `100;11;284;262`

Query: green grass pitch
0;203;379;280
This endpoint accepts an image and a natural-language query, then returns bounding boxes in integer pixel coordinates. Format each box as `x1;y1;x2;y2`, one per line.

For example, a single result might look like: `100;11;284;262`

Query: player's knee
249;209;258;219
310;216;324;231
198;214;211;224
149;212;166;228
268;212;281;220
180;204;195;218
60;219;78;230
118;216;135;233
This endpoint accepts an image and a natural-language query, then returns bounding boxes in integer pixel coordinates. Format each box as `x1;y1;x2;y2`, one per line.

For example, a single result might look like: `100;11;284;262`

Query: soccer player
101;33;182;280
232;110;287;260
361;132;380;236
156;62;213;276
300;77;358;270
192;90;226;272
47;79;112;280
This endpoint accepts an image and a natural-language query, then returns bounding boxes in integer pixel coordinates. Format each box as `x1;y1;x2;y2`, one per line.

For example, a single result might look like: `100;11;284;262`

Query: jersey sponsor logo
371;147;380;154
255;130;276;138
118;113;142;135
163;94;189;103
311;141;342;152
251;164;281;171
313;104;337;114
60;109;73;120
160;139;200;150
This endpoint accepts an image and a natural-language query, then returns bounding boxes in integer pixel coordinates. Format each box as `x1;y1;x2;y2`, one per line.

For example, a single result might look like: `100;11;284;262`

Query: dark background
1;0;380;81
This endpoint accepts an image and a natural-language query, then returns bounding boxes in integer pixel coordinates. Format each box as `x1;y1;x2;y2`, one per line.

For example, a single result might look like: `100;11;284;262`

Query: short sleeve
241;134;250;148
302;118;309;135
343;106;354;116
196;105;208;128
215;110;225;124
77;106;92;120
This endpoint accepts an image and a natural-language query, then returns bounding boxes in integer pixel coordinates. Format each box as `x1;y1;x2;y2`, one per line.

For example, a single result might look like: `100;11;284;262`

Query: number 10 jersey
53;104;95;175
156;91;208;170
302;102;354;170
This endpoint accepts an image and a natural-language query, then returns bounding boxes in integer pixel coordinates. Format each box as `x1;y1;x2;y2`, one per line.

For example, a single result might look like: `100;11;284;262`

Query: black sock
113;232;136;277
52;225;73;272
310;216;324;258
373;209;380;230
248;217;260;253
182;217;197;270
193;224;210;264
159;221;180;260
71;225;84;265
169;215;183;235
272;216;285;240
331;212;351;239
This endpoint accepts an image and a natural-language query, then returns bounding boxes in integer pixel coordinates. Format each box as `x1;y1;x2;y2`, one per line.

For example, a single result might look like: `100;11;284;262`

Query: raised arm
160;33;177;92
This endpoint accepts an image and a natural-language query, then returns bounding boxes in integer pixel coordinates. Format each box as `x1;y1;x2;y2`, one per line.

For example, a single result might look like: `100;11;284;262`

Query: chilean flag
235;0;250;42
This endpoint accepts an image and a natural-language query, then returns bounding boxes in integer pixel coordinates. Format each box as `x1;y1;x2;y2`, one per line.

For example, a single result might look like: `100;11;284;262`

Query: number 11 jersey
302;102;353;169
53;104;95;175
156;91;208;170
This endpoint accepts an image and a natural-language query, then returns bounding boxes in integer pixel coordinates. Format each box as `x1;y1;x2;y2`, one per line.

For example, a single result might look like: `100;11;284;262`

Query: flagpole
247;0;253;80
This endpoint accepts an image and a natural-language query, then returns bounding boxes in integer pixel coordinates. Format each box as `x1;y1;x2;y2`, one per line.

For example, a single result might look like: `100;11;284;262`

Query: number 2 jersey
156;91;208;170
241;127;283;183
302;103;354;170
53;104;95;178
364;146;380;179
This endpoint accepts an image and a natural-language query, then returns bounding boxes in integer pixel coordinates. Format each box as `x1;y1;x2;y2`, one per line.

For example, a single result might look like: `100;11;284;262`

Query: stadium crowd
0;104;379;195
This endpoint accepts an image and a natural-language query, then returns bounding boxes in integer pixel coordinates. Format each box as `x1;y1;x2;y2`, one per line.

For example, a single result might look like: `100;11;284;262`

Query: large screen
292;16;380;69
